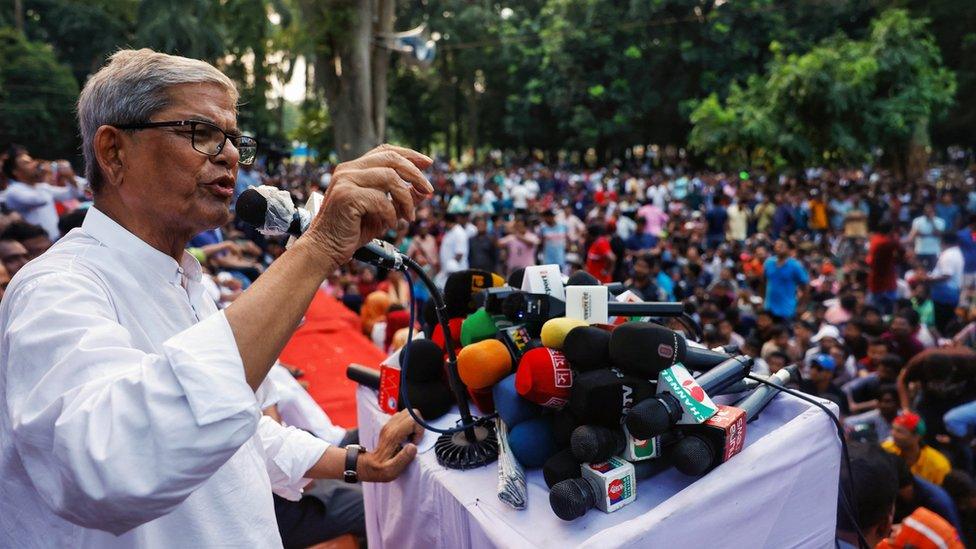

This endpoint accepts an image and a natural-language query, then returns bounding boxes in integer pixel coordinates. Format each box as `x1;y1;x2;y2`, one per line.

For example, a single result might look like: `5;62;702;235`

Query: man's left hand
358;409;425;482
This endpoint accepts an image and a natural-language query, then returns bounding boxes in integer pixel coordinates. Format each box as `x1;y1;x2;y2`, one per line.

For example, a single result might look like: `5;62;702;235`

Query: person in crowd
910;204;946;271
845;384;901;443
799;353;850;415
0;236;29;278
584;223;616;284
438;212;469;285
539;209;567;271
497;217;539;276
925;232;965;333
868;220;904;315
0;221;52;260
1;146;87;240
883;412;952;485
836;442;899;548
763;238;809;320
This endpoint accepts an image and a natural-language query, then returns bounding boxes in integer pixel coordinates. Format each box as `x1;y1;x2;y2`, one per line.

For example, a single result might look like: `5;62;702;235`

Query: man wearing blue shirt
763;238;809;319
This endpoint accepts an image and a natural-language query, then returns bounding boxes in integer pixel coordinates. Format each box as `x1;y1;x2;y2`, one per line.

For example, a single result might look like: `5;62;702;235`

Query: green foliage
289;98;333;158
688;9;955;173
0;28;80;160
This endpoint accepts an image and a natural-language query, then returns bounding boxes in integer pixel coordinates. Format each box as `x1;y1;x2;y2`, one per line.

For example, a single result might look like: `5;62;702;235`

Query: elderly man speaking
0;50;431;547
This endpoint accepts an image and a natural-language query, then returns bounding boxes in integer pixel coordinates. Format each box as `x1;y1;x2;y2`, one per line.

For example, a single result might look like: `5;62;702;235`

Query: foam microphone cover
568;369;656;428
566;270;601;286
541;318;589;350
430;317;464;354
671;435;717;476
493;374;543;428
570;425;626;463
467;386;495;415
610;322;687;378
552;408;581;448
515;347;573;408
444;270;504;317
507;416;558;468
508;267;526;289
563;326;612;372
460;308;498;347
457;339;513;390
421;299;439;334
399;339;445;382
543;448;582;489
399;379;454;420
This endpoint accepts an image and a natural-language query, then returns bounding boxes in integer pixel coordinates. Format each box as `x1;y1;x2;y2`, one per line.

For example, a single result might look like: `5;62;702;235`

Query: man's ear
93;126;127;189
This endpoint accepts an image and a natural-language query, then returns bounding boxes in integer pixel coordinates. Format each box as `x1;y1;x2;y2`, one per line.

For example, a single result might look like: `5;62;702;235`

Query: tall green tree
0;28;80;160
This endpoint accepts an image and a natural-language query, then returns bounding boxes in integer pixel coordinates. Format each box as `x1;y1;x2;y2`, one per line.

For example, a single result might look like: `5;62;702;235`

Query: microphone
543;448;582;489
548;456;673;521
457;339;512;390
502;293;685;325
460;308;499;347
562;326;612;372
398;339;445;382
346;364;380;389
540;317;588;350
566;271;625;295
430;317;464;355
515;347;574;409
570;425;625;463
236;186;403;270
625;356;753;440
496;324;541;362
444;270;506;318
507;416;559;468
492;374;543;428
567;368;655;428
669;366;797;476
609;322;730;377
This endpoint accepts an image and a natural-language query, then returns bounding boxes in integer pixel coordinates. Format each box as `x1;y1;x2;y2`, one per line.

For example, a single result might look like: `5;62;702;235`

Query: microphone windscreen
399;339;444;382
563;326;612;372
457;339;512;390
235;188;269;227
625;398;672;440
549;478;595;521
610;322;687;378
430;317;464;354
552;408;580;448
543;448;582;489
399;379;454;420
508;267;526;288
566;270;600;286
500;292;529;323
444;270;504;317
460;308;498;347
570;425;625;463
497;324;541;362
515;347;573;408
467;386;495;415
541;318;589;350
507;416;557;468
568;369;656;428
493;374;542;428
670;435;716;476
421;299;438;333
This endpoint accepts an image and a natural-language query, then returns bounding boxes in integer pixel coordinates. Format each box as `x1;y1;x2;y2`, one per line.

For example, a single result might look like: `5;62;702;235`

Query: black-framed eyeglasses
113;119;257;166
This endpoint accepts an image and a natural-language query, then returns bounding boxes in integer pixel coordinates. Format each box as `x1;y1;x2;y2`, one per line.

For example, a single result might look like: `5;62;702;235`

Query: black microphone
548;455;674;521
625;356;753;439
346;364;381;389
562;326;612;372
567;368;656;428
609;322;731;377
236;186;404;270
543;448;582;489
501;292;685;324
669;365;798;476
565;271;625;295
570;425;625;463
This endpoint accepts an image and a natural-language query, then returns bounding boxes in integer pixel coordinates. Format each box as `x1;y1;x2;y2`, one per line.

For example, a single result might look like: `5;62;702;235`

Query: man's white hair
77;49;238;193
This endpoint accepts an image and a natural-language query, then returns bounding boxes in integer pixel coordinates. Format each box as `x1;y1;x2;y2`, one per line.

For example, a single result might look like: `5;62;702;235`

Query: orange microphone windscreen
457;338;513;390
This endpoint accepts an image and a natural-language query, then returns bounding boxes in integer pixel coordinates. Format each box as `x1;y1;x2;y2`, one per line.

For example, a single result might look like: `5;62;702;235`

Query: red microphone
515;347;573;409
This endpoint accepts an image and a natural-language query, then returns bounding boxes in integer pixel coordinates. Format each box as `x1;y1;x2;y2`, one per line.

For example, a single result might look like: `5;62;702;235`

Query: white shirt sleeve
5;271;260;535
3;184;48;210
256;416;330;501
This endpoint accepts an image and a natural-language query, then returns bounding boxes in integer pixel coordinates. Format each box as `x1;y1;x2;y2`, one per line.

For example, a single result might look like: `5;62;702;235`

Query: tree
688;9;955;180
0;28;80;160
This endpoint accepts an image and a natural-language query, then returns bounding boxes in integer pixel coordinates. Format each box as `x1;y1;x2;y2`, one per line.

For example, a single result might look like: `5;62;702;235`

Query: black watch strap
344;445;364;483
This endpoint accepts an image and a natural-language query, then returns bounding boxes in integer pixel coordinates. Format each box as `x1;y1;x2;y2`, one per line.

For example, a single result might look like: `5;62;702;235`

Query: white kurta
0;207;329;547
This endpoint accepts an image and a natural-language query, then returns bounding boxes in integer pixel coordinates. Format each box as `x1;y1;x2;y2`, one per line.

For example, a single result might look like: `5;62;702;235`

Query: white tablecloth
357;384;840;549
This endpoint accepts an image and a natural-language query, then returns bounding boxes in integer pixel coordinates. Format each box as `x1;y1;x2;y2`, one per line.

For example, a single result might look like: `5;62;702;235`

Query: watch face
344;471;358;483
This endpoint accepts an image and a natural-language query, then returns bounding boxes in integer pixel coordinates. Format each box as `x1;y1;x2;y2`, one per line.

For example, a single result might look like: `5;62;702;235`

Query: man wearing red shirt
868;221;903;314
585;224;616;283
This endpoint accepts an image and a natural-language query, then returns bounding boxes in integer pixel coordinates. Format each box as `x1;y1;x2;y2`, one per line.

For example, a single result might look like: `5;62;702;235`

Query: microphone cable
743;368;870;549
397;267;497;435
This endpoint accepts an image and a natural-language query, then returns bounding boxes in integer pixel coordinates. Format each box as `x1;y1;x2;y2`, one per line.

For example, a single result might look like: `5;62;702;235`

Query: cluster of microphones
360;264;800;521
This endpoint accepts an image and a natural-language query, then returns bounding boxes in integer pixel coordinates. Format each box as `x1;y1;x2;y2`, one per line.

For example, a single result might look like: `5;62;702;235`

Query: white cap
811;324;841;343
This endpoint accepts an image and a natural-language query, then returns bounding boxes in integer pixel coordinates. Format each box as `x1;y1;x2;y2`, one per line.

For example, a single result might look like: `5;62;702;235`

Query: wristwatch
343;444;365;483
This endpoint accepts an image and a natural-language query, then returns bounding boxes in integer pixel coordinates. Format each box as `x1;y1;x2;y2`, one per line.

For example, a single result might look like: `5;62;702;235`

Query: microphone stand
396;255;499;469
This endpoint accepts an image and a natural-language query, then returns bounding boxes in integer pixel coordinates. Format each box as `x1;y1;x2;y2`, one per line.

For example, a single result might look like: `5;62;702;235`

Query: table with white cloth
357;384;841;549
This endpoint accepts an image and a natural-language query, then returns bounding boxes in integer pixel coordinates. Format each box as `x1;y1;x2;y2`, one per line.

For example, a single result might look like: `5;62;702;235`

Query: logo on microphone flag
704;405;747;462
657;364;718;424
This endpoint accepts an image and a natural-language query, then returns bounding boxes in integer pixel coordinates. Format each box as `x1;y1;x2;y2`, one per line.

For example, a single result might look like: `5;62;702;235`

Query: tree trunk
371;0;395;143
466;85;479;164
14;0;24;32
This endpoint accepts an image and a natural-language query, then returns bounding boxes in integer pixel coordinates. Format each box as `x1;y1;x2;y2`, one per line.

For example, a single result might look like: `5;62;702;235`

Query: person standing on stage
0;49;429;547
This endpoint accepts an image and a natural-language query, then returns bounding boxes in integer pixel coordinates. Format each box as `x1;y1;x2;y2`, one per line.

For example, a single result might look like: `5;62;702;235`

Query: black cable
397;268;496;435
744;373;869;549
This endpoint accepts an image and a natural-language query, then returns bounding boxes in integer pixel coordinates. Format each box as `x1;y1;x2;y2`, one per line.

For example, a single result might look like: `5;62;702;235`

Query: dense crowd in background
4;142;976;545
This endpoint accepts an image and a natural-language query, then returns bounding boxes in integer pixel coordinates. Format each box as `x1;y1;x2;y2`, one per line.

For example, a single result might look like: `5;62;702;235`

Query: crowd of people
4;139;976;546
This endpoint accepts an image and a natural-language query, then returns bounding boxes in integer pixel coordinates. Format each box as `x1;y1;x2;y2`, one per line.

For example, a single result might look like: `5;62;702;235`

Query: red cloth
868;233;901;293
585;236;613;283
279;290;387;428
